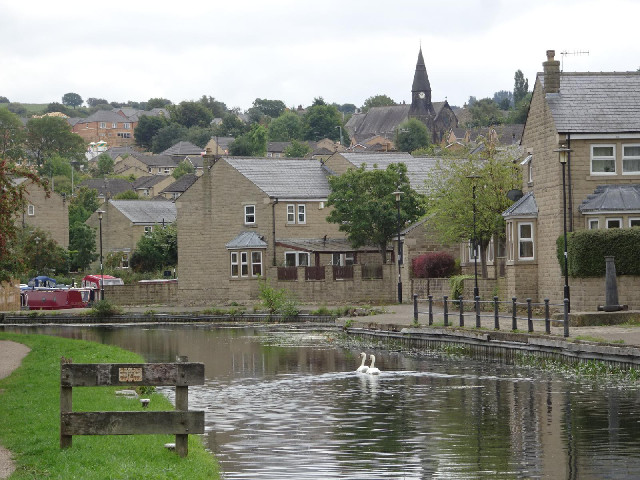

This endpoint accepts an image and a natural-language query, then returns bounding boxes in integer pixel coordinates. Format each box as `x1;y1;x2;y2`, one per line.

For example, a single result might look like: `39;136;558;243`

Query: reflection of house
86;200;176;270
13;178;69;248
503;50;640;308
346;48;457;145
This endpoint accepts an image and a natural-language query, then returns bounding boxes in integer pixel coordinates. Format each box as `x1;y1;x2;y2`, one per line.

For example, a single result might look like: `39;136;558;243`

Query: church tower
409;47;436;124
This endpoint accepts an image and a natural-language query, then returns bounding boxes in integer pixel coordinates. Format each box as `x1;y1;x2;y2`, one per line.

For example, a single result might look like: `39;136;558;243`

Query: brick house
72;111;136;148
86;200;176;270
14;178;69;248
503;50;640;309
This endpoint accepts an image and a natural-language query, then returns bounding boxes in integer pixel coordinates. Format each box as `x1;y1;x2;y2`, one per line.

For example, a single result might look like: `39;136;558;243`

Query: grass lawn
0;333;220;479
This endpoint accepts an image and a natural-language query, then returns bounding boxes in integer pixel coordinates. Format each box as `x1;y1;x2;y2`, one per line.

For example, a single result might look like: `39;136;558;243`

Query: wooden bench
60;358;205;457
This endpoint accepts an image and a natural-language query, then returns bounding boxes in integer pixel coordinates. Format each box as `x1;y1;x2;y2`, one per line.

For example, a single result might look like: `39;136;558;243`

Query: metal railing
413;294;570;337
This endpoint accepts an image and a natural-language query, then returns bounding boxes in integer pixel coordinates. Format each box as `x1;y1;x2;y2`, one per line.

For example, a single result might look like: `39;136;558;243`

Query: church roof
412;48;431;93
345;105;410;143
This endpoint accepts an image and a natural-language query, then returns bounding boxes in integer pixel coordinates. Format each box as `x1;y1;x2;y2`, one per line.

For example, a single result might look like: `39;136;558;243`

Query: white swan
367;354;380;375
356;352;369;373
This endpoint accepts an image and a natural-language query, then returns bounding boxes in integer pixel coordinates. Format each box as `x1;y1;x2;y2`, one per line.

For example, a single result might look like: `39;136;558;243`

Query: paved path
0;340;30;479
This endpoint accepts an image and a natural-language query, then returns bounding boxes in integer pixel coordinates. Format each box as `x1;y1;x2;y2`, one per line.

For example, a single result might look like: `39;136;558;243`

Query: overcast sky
2;0;639;112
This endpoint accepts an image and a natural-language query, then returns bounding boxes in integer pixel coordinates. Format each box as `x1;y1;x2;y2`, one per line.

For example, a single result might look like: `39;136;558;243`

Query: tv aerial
560;50;589;71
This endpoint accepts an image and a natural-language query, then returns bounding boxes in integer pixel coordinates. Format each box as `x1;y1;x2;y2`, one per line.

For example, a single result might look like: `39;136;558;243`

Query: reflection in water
3;324;640;479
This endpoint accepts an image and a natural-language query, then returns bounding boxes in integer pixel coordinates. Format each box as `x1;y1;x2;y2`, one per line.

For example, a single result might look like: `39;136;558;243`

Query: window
467;240;479;263
251;252;262;276
244;205;255;225
121;253;129;269
99;122;106;129
27;204;35;216
332;253;354;266
117;132;131;138
124;123;131;129
591;145;616;174
231;252;239;277
518;223;534;260
487;237;495;264
285;252;310;266
630;218;640;227
164;168;170;174
506;222;514;262
241;252;248;276
287;204;306;224
112;122;117;128
588;218;599;230
606;218;622;229
144;226;153;236
623;145;640;174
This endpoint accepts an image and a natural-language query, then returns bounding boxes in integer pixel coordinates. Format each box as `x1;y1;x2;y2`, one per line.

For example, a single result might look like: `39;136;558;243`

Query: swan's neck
360;355;367;367
370;356;376;368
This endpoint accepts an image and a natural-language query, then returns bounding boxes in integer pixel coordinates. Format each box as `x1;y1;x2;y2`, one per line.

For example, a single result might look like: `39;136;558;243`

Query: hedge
557;228;640;277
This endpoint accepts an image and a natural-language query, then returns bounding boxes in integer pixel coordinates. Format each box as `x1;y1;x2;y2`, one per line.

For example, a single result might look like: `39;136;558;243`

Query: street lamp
34;236;40;277
467;174;481;299
392;190;403;303
97;209;105;301
555;145;572;312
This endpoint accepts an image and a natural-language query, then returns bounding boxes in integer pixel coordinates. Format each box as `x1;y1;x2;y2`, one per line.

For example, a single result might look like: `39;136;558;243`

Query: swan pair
356;352;380;375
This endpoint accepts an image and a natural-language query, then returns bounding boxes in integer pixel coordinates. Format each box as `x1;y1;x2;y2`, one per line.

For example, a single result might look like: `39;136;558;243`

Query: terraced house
503;50;640;309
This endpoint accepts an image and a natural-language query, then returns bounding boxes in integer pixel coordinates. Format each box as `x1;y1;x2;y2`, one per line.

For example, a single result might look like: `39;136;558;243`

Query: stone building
503;50;640;309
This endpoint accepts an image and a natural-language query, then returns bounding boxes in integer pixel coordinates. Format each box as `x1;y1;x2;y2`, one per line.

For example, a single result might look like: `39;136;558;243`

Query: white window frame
285;251;310;266
606;218;622;229
230;252;239;277
287;204;295;223
251;251;262;277
124;123;131;129
244;205;255;225
517;222;534;260
240;252;249;277
486;237;495;264
112;122;117;128
144;226;153;236
506;222;514;262
467;239;479;263
630;217;640;228
99;122;106;129
164;167;170;174
121;252;130;269
588;218;599;230
622;144;640;174
590;144;616;175
297;204;306;224
27;204;35;216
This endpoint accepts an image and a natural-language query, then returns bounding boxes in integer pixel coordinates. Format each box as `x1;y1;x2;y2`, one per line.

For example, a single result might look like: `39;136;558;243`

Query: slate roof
542;72;640;133
133;175;167;190
161;174;198;194
105;146;140;160
578;184;640;212
225;158;331;199
109;200;176;224
502;191;538;218
131;153;178;167
226;231;268;249
76;110;130;124
275;237;392;253
346;105;410;143
268;142;291;153
337;152;437;193
162;141;204;156
79;178;132;197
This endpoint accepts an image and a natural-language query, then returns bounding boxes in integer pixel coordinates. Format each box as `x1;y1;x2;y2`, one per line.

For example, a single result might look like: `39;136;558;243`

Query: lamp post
555;145;572;312
467;174;481;299
97;209;105;301
335;126;343;145
34;236;40;277
393;190;403;303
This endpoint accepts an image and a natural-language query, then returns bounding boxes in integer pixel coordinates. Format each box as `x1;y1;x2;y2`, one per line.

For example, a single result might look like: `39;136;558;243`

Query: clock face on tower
418;91;426;99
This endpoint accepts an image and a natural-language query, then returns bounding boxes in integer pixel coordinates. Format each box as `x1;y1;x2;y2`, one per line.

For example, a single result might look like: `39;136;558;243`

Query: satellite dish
507;189;523;202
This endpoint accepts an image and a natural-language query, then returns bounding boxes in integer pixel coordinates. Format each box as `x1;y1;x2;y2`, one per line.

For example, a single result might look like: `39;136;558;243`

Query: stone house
78;178;134;203
160;174;198;201
13;178;69;248
86;200;176;270
132;175;176;198
176;157;397;305
503;50;640;309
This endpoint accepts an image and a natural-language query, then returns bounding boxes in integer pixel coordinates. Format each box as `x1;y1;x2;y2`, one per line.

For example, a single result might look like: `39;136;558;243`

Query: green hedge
557;228;640;277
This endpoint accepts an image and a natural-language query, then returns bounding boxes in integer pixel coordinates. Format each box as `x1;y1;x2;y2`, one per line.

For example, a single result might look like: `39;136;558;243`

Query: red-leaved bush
412;251;456;278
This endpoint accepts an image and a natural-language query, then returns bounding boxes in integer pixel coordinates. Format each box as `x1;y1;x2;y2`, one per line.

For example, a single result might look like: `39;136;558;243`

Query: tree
326;163;425;263
507;93;532;124
184;126;211;149
337;103;357;115
513;70;529;106
69;186;99;226
466;98;504;127
6;103;27;116
168;101;213;128
303;103;343;141
423;145;522;278
68;223;97;271
229;124;268;156
251;98;286;119
134;115;168;150
172;159;195;179
362;94;395;113
212;113;247;138
62;92;83;109
492;90;513;110
45;102;72;116
25;116;86;166
130;224;177;272
268;111;304;141
0;96;9;103
0;108;25;162
394;119;430;153
146;97;172;109
113;190;139;200
284;139;312;157
96;153;114;177
86;97;109;108
151;123;188;153
198;96;226;118
40;154;72;181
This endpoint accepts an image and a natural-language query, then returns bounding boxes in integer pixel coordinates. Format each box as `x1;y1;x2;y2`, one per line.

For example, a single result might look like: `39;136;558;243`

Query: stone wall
0;280;21;311
569;276;640;312
103;282;178;306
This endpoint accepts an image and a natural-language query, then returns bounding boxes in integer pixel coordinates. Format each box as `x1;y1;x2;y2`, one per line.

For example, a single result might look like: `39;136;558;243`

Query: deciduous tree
168;101;213;128
130;224;177;272
326;163;425;263
394;119;430;153
62;92;83;109
25;116;86;166
513;70;529;105
229;124;267;156
268;111;304;141
0;108;25;162
134;115;168;150
172;159;195;179
284;139;311;157
303;102;343;142
362;94;395;113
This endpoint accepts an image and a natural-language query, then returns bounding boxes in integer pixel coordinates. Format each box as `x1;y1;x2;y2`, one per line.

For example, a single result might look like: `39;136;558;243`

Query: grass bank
0;333;219;479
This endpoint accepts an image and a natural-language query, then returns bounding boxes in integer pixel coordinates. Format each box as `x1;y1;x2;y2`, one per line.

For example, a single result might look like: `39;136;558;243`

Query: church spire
409;47;435;119
412;47;431;94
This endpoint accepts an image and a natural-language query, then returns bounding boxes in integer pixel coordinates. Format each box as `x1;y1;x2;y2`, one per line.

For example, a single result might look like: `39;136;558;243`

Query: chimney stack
543;50;561;94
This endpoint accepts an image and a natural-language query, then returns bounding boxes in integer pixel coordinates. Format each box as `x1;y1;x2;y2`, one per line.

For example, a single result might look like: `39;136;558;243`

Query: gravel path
0;340;30;479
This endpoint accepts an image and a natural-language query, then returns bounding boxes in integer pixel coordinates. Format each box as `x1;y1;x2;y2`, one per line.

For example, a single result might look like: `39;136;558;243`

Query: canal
4;323;640;479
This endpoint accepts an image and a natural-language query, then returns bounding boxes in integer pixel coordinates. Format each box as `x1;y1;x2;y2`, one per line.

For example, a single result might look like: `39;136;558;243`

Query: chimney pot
546;50;555;61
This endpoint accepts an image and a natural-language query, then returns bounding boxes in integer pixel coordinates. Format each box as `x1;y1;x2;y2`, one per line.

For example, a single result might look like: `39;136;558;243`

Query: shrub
90;299;123;317
412;251;456;278
258;279;299;319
